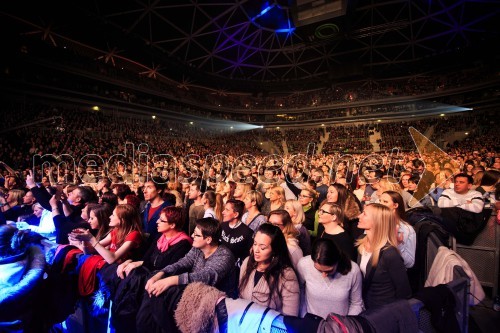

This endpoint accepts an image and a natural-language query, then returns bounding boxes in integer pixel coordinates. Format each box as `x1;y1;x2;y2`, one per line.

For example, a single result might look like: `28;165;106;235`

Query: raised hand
26;170;36;188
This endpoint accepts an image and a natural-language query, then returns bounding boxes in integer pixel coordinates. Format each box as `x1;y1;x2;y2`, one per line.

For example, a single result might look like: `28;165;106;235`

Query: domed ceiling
2;0;499;92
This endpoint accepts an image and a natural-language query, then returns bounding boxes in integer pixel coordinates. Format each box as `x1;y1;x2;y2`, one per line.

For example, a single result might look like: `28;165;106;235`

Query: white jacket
425;246;484;305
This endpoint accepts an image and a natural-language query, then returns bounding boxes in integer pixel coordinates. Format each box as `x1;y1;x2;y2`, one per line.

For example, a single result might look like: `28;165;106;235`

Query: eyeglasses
318;209;333;215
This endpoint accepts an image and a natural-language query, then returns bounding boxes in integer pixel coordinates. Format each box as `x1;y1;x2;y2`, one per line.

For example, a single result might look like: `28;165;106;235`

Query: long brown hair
268;209;299;240
215;193;224;221
225;181;236;201
90;204;113;241
113;204;143;248
381;190;406;222
329;183;360;220
239;224;295;306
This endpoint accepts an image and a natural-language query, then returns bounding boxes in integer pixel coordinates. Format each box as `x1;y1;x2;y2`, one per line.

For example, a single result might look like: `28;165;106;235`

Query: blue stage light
250;2;295;33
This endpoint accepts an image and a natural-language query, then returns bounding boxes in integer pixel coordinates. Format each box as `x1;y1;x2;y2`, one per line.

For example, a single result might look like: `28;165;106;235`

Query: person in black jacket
102;206;192;333
356;203;411;309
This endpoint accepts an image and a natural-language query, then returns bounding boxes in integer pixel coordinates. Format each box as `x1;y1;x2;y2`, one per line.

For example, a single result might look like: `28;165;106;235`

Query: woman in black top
317;202;356;261
356;203;411;309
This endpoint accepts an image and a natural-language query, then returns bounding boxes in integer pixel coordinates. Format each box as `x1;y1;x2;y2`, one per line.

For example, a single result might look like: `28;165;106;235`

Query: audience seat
409;266;469;333
454;210;499;298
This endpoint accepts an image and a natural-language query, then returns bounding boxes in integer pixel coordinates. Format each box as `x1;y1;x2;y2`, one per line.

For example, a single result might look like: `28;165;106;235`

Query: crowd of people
1;18;499;333
0;120;498;331
1;101;497;178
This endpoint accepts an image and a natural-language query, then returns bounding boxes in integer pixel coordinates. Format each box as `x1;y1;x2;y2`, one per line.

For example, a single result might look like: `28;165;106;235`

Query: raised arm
0;161;19;177
26;170;52;211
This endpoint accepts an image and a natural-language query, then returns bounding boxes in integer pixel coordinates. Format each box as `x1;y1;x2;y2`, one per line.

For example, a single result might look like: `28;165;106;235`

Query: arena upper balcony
1;0;499;128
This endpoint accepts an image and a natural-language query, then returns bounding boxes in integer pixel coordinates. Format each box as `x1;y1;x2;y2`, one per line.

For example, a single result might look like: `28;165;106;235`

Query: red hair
124;194;141;210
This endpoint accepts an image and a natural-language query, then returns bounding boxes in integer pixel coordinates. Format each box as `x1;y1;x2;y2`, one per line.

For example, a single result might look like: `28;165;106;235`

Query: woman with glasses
268;210;303;269
356;203;411;309
296;238;363;319
298;188;318;237
239;223;300;316
144;217;235;295
138;217;236;332
317;202;356;261
116;206;192;279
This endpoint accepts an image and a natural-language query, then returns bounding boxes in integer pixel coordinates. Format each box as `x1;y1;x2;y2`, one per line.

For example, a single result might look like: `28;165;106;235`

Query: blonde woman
242;190;266;233
284;199;311;256
261;186;285;217
1;189;25;221
298;188;318;237
234;183;253;201
356;203;411;309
